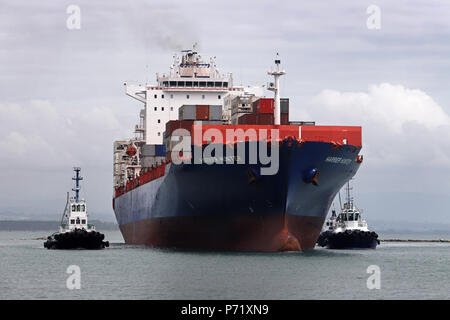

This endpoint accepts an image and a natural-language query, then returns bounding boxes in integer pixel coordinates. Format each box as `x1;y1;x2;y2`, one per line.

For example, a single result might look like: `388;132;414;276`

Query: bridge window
223;82;228;87
76;217;80;224
77;205;80;211
178;81;185;87
163;81;168;87
215;82;221;87
199;82;206;87
193;82;199;87
186;81;192;87
81;219;86;224
81;205;85;211
169;81;176;87
207;82;214;87
71;219;75;224
72;205;76;211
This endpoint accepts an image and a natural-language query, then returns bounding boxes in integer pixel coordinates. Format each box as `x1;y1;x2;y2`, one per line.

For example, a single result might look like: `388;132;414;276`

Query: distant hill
0;220;118;231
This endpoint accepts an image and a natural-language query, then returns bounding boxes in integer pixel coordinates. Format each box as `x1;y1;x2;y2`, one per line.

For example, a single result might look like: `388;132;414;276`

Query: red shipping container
238;113;257;124
281;113;289;125
253;98;274;114
196;105;210;120
257;113;274;125
165;120;194;137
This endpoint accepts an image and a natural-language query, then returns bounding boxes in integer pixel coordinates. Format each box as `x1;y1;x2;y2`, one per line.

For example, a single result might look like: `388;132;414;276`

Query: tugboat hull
320;230;379;249
44;229;109;250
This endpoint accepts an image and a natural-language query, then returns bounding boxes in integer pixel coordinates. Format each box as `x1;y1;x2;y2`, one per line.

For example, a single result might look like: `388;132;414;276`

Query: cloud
0;100;125;169
303;83;450;167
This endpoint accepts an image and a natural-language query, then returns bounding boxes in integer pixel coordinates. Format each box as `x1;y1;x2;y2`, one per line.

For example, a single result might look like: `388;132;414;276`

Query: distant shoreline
0;220;119;231
381;239;450;243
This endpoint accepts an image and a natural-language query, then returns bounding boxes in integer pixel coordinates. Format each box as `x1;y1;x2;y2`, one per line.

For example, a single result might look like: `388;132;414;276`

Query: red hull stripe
189;125;361;147
118;214;324;252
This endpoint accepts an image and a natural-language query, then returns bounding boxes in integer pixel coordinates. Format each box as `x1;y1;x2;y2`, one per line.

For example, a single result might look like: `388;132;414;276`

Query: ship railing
115;160;170;197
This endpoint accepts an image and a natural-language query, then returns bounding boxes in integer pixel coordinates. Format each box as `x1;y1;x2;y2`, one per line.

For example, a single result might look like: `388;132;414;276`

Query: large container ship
113;46;363;251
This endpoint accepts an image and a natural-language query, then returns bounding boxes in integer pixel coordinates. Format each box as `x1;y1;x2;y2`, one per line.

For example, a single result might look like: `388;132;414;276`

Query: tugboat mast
72;167;83;202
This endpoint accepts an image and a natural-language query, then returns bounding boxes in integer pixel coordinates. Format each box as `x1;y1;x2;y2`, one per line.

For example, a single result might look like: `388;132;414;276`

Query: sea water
1;230;449;299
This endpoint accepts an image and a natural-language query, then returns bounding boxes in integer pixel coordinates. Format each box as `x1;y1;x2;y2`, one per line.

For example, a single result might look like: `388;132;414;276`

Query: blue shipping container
155;144;166;156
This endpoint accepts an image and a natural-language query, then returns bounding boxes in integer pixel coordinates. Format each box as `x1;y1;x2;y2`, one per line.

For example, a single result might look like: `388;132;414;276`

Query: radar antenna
72;167;83;202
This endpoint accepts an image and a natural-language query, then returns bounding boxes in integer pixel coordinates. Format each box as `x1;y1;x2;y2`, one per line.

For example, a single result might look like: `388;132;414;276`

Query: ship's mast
72;167;83;203
268;53;286;125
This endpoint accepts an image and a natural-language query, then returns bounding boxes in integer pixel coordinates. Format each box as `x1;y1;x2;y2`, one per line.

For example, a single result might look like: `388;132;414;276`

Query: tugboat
317;182;379;249
44;167;109;250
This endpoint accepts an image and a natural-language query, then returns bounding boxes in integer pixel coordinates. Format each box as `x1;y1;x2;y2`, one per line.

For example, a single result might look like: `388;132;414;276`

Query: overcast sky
1;0;449;224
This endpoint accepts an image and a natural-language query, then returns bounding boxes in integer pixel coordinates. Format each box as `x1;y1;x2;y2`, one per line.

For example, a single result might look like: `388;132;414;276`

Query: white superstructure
323;182;369;233
124;45;253;145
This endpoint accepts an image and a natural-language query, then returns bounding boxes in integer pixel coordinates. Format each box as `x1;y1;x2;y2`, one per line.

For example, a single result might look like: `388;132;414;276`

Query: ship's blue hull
114;141;362;251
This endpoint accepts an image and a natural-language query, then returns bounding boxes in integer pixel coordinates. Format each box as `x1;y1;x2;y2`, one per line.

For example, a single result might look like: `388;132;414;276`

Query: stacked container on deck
164;104;223;154
140;144;166;168
237;98;289;125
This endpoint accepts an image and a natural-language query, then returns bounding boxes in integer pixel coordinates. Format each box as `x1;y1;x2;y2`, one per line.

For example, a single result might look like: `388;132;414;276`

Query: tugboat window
76;218;80;224
81;219;86;224
81;205;85;211
72;205;76;211
71;219;75;224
